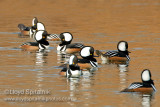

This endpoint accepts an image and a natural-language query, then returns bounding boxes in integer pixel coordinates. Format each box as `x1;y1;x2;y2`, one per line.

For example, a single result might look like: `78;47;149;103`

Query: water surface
1;0;160;107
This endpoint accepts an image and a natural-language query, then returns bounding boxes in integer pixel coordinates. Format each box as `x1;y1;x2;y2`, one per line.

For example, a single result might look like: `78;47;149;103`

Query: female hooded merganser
20;30;49;51
121;69;156;93
96;41;130;63
18;17;38;36
57;32;84;54
59;55;82;78
78;46;98;69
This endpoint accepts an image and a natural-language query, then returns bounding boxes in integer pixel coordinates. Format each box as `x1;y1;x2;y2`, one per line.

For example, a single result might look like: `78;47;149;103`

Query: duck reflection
35;49;49;88
117;63;129;90
57;51;71;64
117;62;129;72
66;68;96;106
141;94;154;107
35;49;49;66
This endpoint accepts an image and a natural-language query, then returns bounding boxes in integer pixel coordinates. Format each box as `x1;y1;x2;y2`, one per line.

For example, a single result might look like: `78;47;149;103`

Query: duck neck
119;50;129;55
60;41;71;46
143;79;154;86
83;56;97;62
38;40;49;49
69;65;80;70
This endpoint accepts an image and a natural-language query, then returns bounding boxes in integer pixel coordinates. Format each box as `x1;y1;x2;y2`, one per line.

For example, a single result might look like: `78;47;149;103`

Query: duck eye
43;36;45;38
73;62;74;64
62;39;64;41
90;54;92;55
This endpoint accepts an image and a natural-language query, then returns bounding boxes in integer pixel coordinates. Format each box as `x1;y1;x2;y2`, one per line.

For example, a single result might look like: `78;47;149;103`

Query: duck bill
151;84;157;92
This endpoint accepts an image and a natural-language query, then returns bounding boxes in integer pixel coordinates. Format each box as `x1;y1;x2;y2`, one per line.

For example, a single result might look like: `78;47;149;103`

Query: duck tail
95;50;104;57
18;24;27;30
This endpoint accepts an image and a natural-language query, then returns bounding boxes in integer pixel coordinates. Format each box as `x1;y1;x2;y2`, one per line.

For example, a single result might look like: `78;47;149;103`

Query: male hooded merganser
29;22;46;38
20;30;49;50
121;69;156;93
57;32;84;54
96;41;130;63
32;22;60;41
59;55;82;78
78;46;98;69
18;17;38;36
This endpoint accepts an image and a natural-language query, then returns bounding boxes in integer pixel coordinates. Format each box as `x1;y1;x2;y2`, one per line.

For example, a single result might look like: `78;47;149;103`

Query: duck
121;69;156;93
18;17;38;36
59;55;82;78
20;30;49;51
57;32;84;54
78;46;98;69
32;22;60;41
29;22;46;38
96;41;130;63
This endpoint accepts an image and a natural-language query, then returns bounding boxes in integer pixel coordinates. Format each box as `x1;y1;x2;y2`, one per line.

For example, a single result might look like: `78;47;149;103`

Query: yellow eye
43;36;45;38
62;39;64;41
73;62;74;64
90;54;92;55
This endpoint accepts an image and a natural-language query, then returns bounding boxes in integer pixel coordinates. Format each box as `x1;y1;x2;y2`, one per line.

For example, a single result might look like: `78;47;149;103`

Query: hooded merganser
121;69;156;93
18;17;38;36
20;30;49;51
31;22;60;41
78;46;98;69
57;32;84;54
59;55;82;78
96;41;130;63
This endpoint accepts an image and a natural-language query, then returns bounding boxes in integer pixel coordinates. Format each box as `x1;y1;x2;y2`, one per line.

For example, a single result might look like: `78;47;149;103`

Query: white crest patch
142;70;150;81
63;33;72;42
35;31;43;41
37;22;45;30
80;47;90;57
118;42;126;51
32;18;36;26
69;55;75;65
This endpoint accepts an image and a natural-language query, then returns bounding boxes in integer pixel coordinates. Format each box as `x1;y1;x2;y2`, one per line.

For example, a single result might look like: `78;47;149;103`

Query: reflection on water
57;51;71;64
118;63;129;90
1;0;160;106
117;63;129;72
141;94;154;107
35;49;49;88
66;65;97;106
132;93;154;107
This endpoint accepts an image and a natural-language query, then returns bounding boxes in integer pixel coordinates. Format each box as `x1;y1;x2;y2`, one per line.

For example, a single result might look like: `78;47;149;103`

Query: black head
35;30;48;42
141;69;156;91
80;46;94;59
36;22;45;31
117;41;128;51
117;41;130;55
59;32;73;45
32;17;38;26
69;55;78;66
141;69;152;83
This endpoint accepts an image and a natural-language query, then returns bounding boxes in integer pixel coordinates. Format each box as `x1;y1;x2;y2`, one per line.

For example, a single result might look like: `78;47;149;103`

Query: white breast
39;44;49;49
67;69;82;78
57;45;66;51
